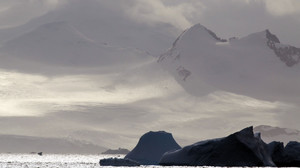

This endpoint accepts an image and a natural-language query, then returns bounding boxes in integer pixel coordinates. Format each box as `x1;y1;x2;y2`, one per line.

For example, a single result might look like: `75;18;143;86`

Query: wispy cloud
0;0;65;28
0;0;299;148
0;68;298;147
259;0;300;16
126;0;204;30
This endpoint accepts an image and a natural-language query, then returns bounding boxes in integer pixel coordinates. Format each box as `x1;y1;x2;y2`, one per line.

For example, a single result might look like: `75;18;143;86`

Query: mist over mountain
0;0;299;151
0;0;176;56
254;125;300;145
0;0;177;76
159;24;300;102
1;21;153;75
0;134;106;154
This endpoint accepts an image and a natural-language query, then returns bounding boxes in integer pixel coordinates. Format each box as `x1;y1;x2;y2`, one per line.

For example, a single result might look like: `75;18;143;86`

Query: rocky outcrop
159;127;275;167
204;28;227;42
266;30;300;67
125;131;181;165
176;66;191;81
99;127;300;167
266;141;300;167
281;141;300;166
267;141;285;166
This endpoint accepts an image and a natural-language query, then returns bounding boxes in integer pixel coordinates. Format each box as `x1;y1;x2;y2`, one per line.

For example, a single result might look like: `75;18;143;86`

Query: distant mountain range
159;23;300;102
0;134;106;154
254;125;300;144
102;148;130;155
0;0;299;151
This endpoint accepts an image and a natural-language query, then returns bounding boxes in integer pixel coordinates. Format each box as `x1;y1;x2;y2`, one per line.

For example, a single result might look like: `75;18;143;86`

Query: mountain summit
159;23;300;101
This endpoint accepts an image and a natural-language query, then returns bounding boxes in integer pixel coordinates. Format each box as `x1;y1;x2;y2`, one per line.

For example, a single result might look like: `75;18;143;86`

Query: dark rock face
159;127;275;167
266;29;280;43
281;141;300;167
100;158;140;167
125;131;181;165
203;26;227;42
267;141;285;166
266;30;300;67
176;66;191;81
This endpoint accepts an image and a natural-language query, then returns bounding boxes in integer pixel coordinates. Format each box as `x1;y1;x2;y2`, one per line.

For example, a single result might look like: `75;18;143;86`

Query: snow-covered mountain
159;23;300;102
0;0;299;149
0;0;178;75
0;0;175;56
1;21;151;74
254;125;300;145
0;134;106;154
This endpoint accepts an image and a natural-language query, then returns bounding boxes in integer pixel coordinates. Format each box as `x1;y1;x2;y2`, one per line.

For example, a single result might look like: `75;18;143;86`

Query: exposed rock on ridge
266;30;300;67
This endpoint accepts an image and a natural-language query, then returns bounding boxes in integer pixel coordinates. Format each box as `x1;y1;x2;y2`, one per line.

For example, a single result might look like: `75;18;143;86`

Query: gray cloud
191;0;300;47
0;0;299;149
0;0;64;28
0;86;297;148
1;0;299;46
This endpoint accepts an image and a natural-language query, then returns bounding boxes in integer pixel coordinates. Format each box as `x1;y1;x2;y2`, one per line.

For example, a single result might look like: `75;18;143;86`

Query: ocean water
0;154;121;168
0;153;275;168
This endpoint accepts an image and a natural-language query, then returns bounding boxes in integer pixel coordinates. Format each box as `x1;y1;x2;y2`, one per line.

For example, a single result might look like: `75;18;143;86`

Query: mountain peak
171;23;227;48
159;23;300;101
265;29;300;67
265;29;280;43
184;23;227;42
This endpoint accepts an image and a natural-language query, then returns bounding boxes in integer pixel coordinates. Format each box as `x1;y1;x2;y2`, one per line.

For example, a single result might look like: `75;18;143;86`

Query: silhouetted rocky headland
125;131;181;165
160;127;274;166
100;127;300;167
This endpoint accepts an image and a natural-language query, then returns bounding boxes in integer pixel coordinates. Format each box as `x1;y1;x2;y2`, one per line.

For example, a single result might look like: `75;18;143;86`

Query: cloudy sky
1;0;300;46
0;0;299;149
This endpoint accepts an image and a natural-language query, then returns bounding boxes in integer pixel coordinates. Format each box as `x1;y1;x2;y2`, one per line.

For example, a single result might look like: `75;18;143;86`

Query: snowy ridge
159;23;300;101
0;21;152;74
266;30;300;67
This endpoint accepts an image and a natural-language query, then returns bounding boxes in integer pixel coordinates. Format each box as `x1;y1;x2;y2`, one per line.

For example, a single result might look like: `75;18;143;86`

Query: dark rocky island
100;131;181;166
125;131;181;165
101;148;130;155
160;127;274;166
100;127;300;167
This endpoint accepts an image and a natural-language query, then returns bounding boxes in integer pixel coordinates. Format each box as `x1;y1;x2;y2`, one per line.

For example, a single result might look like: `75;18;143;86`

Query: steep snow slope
1;21;152;74
254;125;300;144
159;23;300;102
0;0;175;56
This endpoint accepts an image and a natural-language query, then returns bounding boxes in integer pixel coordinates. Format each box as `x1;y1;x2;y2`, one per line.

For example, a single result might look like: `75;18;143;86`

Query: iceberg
159;127;275;167
125;131;181;165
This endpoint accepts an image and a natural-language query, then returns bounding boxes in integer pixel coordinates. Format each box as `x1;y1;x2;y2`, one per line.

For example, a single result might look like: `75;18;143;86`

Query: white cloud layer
0;68;299;147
